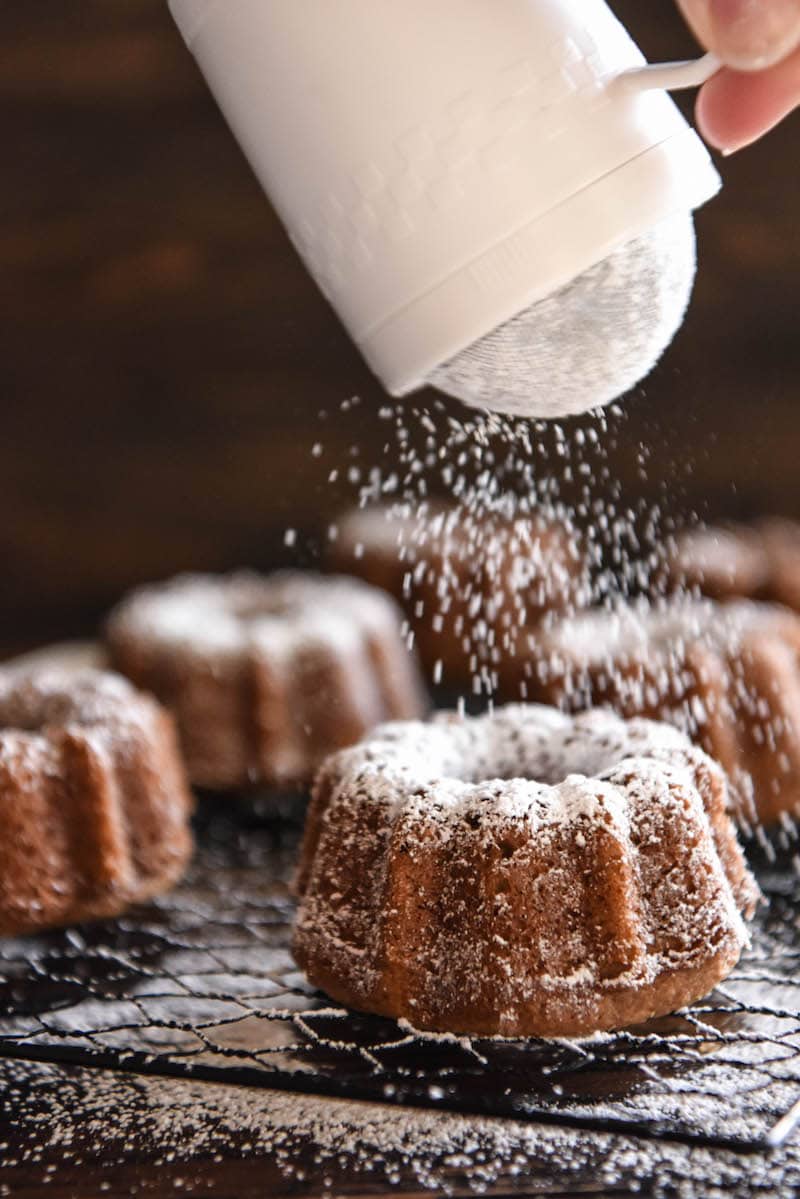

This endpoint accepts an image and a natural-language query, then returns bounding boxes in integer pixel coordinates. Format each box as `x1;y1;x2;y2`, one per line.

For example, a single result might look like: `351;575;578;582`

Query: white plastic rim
169;0;721;397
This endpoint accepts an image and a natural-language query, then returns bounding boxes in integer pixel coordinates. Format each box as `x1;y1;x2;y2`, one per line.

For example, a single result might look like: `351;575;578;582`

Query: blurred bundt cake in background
669;518;800;608
107;571;427;791
329;501;590;699
532;597;800;828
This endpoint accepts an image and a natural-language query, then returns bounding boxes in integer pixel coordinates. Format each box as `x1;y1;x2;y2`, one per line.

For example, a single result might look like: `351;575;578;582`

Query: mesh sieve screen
430;213;697;420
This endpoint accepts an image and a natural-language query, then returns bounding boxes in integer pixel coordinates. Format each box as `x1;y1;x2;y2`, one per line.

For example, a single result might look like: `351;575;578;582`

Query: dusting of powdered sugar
305;394;700;703
2;1058;798;1196
539;595;795;664
105;570;409;659
0;667;162;744
2;641;108;676
318;704;705;806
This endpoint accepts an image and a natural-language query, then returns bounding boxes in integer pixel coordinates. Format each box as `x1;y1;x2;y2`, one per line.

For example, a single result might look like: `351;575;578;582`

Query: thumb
677;0;800;71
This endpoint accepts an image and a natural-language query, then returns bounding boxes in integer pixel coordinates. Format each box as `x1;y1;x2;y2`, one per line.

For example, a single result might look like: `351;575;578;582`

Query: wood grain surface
2;1057;798;1198
1;1;798;644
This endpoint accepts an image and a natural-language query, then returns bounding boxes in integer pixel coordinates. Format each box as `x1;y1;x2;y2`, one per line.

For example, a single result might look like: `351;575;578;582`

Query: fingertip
708;0;800;72
679;0;800;72
695;79;733;152
696;55;800;154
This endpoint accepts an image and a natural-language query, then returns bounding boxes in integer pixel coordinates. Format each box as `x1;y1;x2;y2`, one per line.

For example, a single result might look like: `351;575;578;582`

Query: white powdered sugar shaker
168;0;721;420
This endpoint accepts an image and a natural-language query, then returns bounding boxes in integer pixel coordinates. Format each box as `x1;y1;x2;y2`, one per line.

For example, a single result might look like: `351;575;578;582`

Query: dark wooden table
1;1056;798;1198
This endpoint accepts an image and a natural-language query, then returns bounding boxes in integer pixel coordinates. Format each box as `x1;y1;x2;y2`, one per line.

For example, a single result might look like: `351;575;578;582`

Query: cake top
321;704;713;830
539;596;799;666
672;526;766;588
106;571;403;655
2;641;107;677
0;668;161;744
335;501;581;564
672;519;800;597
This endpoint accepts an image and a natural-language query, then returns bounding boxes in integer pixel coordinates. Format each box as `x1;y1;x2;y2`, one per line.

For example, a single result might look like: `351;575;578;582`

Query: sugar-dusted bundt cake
533;598;800;828
106;572;427;791
294;706;758;1037
0;669;194;935
329;501;589;698
669;518;800;609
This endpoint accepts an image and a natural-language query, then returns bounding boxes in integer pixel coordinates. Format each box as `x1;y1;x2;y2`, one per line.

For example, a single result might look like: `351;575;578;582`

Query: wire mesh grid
1;800;799;1152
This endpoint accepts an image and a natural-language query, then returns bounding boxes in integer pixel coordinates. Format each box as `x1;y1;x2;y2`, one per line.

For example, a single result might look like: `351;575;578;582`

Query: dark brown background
1;1;798;651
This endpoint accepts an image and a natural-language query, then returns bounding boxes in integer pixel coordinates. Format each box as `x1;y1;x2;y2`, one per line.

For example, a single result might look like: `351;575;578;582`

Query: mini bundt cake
329;501;589;698
0;669;194;935
669;518;800;609
106;572;427;791
294;706;758;1038
533;598;800;828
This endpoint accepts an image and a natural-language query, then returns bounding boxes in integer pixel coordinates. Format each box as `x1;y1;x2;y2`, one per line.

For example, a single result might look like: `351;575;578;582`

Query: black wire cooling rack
1;799;800;1153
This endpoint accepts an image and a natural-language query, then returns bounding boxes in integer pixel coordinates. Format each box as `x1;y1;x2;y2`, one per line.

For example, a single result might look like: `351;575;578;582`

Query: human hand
677;0;800;151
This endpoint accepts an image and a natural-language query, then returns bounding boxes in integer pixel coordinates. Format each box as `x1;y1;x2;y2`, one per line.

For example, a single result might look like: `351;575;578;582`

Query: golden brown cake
0;669;194;936
533;598;800;828
106;571;427;790
329;502;589;698
669;518;800;608
294;705;758;1038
